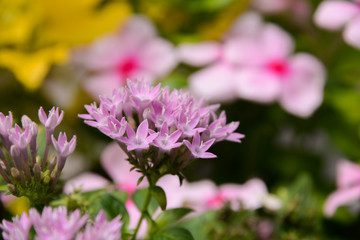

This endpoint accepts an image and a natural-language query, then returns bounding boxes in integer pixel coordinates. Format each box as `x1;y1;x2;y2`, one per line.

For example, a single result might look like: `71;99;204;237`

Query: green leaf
155;208;193;229
132;188;159;215
109;190;128;203
152;227;195;240
151;186;167;211
0;184;8;192
137;175;145;186
36;126;46;159
100;193;129;224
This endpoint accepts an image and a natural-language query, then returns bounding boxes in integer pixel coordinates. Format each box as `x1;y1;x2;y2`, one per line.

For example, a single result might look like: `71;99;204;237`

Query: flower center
266;59;289;77
117;57;138;77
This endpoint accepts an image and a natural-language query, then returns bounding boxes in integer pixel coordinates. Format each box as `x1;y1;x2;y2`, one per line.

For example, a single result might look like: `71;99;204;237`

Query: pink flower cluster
79;79;244;173
314;0;360;49
73;16;178;98
0;207;121;240
178;12;326;118
0;107;76;197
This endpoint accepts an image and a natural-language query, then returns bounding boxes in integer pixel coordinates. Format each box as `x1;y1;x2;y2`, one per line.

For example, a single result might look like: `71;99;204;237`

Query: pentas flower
120;120;158;151
184;131;216;159
314;0;360;49
1;207;122;240
80;78;243;177
0;107;75;204
178;12;326;118
0;212;31;240
152;123;182;152
73;16;177;98
76;211;121;240
30;207;88;240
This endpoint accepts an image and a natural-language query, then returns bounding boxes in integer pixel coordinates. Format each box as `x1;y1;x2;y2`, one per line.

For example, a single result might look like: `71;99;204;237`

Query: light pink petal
226;11;264;39
192;131;201;147
121;16;157;45
224;38;266;66
201;152;217;158
157;174;184;208
126;123;136;140
220;178;268;210
252;0;290;13
63;172;109;194
323;185;360;217
279;53;326;118
336;160;360;188
82;72;122;99
314;1;359;30
101;142;147;187
260;24;294;59
234;68;282;103
343;15;360;49
177;42;222;66
189;63;237;102
137;120;149;139
140;39;177;76
72;35;124;71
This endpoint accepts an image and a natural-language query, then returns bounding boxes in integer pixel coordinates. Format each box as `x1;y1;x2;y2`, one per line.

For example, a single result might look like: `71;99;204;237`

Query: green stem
132;177;153;240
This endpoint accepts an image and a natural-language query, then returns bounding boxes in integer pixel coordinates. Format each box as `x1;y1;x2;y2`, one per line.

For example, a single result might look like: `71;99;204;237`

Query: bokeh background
1;0;360;239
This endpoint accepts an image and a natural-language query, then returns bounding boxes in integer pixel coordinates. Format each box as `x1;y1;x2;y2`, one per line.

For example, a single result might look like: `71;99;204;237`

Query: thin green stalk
132;177;153;240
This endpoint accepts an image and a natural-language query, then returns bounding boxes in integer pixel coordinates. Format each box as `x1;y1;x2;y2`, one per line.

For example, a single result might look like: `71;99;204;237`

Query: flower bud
33;163;41;181
7;184;17;194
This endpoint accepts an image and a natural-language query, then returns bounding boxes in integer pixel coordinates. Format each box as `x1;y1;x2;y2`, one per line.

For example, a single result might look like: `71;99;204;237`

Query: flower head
0;212;31;240
80;78;243;177
38;107;64;132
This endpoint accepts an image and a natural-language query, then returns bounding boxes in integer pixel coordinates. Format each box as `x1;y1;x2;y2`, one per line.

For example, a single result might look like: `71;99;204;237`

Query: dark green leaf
155;208;193;229
152;227;195;240
137;175;145;186
132;188;159;215
151;186;167;211
100;193;129;223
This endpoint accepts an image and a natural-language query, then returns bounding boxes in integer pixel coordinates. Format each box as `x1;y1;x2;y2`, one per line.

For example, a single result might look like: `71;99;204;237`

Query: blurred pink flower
73;16;177;98
252;0;310;20
179;12;326;118
324;159;360;217
314;0;360;49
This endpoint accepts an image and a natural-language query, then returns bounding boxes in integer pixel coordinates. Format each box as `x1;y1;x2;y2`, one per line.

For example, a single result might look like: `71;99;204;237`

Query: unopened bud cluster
0;107;76;203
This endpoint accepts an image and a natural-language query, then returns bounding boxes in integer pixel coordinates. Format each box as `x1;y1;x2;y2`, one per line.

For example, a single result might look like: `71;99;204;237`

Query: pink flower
323;159;360;217
314;0;360;49
179;12;326;118
120;120;158;151
29;206;88;240
73;16;177;98
0;212;31;240
76;211;121;240
183;131;216;159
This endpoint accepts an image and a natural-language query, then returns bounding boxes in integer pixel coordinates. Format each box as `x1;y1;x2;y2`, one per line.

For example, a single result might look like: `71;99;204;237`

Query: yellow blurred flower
5;196;30;216
0;0;132;90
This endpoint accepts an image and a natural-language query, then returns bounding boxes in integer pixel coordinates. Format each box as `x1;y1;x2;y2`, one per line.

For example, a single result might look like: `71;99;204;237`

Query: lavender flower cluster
0;107;76;202
0;207;121;240
80;79;244;178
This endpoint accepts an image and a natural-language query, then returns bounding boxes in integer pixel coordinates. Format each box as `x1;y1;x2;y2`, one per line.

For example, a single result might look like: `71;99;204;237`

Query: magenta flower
73;16;177;98
38;107;64;132
51;132;77;158
152;123;183;152
0;212;31;240
8;125;31;150
29;207;88;240
314;0;360;49
179;12;326;118
184;131;216;159
323;160;360;217
76;211;121;240
120;120;158;151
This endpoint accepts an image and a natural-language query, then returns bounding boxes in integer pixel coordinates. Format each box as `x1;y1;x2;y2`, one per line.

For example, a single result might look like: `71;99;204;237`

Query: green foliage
150;186;167;211
152;227;195;240
132;188;159;215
